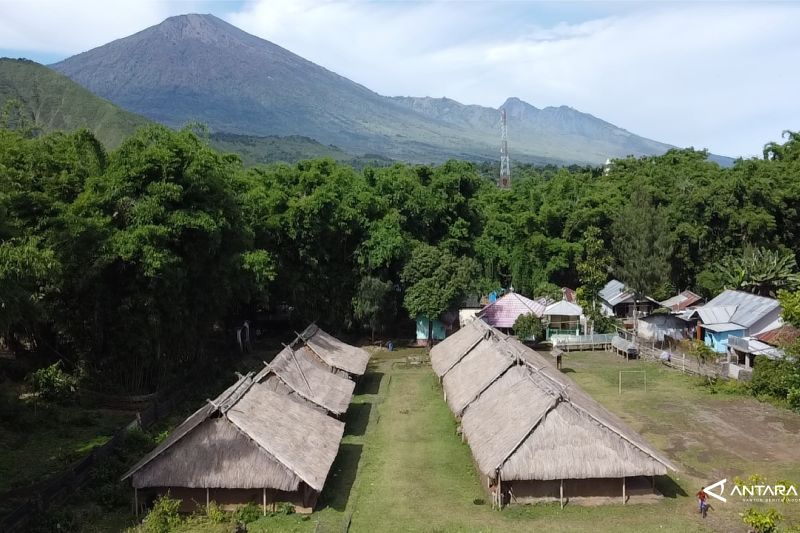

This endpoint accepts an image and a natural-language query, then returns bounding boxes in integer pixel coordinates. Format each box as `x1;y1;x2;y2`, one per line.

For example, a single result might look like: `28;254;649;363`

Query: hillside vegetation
0;58;149;148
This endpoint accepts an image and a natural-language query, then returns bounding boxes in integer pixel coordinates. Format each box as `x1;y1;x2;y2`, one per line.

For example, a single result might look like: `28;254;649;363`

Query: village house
476;291;548;333
598;280;660;322
122;374;345;514
689;290;781;353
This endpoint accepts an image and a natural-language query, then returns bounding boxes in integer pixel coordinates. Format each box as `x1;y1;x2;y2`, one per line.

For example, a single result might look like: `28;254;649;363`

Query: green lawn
68;347;800;532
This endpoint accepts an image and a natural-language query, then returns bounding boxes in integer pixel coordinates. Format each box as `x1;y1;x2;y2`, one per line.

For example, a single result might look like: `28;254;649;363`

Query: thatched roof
299;324;370;376
460;337;677;481
123;374;345;492
254;345;355;416
441;335;519;417
128;418;301;490
430;319;495;377
227;385;345;491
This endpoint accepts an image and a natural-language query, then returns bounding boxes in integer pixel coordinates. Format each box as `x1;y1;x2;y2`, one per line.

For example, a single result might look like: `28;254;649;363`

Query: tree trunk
428;319;433;349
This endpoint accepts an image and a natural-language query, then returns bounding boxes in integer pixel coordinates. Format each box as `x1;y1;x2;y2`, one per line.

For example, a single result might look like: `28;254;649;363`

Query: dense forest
1;123;799;394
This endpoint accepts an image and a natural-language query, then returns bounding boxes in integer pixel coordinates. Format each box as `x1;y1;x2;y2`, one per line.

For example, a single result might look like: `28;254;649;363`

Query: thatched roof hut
430;318;494;377
122;373;345;513
461;361;675;482
298;324;370;377
254;345;355;416
434;324;677;506
441;334;520;417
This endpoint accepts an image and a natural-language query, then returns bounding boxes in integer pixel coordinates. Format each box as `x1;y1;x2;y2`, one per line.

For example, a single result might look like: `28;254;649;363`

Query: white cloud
228;1;800;157
1;0;798;157
0;0;196;55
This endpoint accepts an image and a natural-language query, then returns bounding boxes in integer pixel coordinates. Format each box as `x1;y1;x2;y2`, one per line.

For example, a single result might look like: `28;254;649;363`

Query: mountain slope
51;14;703;165
0;58;150;148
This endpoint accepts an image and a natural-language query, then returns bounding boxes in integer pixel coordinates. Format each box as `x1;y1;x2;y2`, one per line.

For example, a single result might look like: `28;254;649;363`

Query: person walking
696;488;710;518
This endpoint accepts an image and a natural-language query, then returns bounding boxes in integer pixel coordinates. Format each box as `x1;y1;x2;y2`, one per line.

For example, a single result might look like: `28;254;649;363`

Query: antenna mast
499;109;511;188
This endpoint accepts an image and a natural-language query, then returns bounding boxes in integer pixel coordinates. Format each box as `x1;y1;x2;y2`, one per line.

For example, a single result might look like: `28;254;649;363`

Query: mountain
51;14;724;165
0;58;150;148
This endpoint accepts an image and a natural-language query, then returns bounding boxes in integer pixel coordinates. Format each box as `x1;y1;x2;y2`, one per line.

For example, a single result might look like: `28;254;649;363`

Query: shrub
234;502;262;524
751;358;800;403
204;501;227;523
28;509;78;533
28;362;77;404
513;313;544;342
276;502;295;515
142;494;182;533
741;507;783;533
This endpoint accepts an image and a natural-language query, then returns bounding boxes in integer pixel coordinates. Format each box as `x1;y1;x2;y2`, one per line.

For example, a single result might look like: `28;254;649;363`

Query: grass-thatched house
439;330;520;417
430;318;494;378
433;325;677;508
254;345;355;417
298;324;370;378
122;373;345;514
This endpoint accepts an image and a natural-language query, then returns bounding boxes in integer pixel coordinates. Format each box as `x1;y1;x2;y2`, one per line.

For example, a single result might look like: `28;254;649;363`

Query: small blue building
416;315;446;343
703;324;746;353
689;290;781;353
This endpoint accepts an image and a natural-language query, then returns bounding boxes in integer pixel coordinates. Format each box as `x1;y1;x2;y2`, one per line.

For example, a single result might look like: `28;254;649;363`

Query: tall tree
401;244;477;344
612;189;672;324
577;226;610;308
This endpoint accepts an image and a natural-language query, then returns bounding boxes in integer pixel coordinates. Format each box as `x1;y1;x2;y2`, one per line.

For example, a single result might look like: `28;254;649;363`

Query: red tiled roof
661;290;703;312
755;324;800;346
477;292;547;329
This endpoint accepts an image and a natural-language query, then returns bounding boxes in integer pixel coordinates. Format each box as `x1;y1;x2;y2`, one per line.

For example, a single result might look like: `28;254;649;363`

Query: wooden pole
560;479;564;509
263;488;267;516
622;476;626;504
134;488;138;519
206;487;210;507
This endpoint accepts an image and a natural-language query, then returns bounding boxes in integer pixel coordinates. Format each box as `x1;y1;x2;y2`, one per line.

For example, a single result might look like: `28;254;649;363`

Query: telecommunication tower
499;109;510;188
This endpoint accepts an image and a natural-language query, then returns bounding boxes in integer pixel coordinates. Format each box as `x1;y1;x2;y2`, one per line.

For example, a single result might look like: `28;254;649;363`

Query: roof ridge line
441;330;492;378
495;394;562;475
458;351;517;417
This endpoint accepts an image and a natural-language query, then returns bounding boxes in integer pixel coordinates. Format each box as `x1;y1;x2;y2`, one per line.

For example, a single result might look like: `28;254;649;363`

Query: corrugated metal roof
544;300;583;316
598;279;630;306
703;322;745;333
697;305;736;325
756;324;800;346
477;292;546;328
702;290;780;328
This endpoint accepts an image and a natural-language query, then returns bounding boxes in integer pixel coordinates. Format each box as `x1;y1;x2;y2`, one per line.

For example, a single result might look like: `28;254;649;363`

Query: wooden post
206;487;210;507
622;476;626;504
560;479;564;509
263;488;267;516
134;488;138;519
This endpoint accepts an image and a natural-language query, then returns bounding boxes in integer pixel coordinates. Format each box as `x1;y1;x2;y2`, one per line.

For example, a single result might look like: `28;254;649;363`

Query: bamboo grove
1;125;799;393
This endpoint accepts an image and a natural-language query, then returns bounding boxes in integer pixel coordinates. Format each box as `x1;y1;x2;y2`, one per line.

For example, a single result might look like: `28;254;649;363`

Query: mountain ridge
0;57;150;148
50;13;730;165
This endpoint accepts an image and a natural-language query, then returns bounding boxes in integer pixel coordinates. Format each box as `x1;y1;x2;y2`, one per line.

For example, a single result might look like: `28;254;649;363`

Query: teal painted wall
704;329;745;353
416;316;446;341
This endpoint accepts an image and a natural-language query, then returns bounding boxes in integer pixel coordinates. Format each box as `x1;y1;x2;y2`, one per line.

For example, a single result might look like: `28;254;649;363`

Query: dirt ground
565;350;800;532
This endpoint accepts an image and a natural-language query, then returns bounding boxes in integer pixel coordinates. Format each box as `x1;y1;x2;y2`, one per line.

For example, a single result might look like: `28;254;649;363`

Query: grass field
70;347;800;532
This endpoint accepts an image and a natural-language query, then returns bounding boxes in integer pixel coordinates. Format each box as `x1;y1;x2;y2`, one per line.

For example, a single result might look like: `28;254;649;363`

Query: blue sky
1;0;799;158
